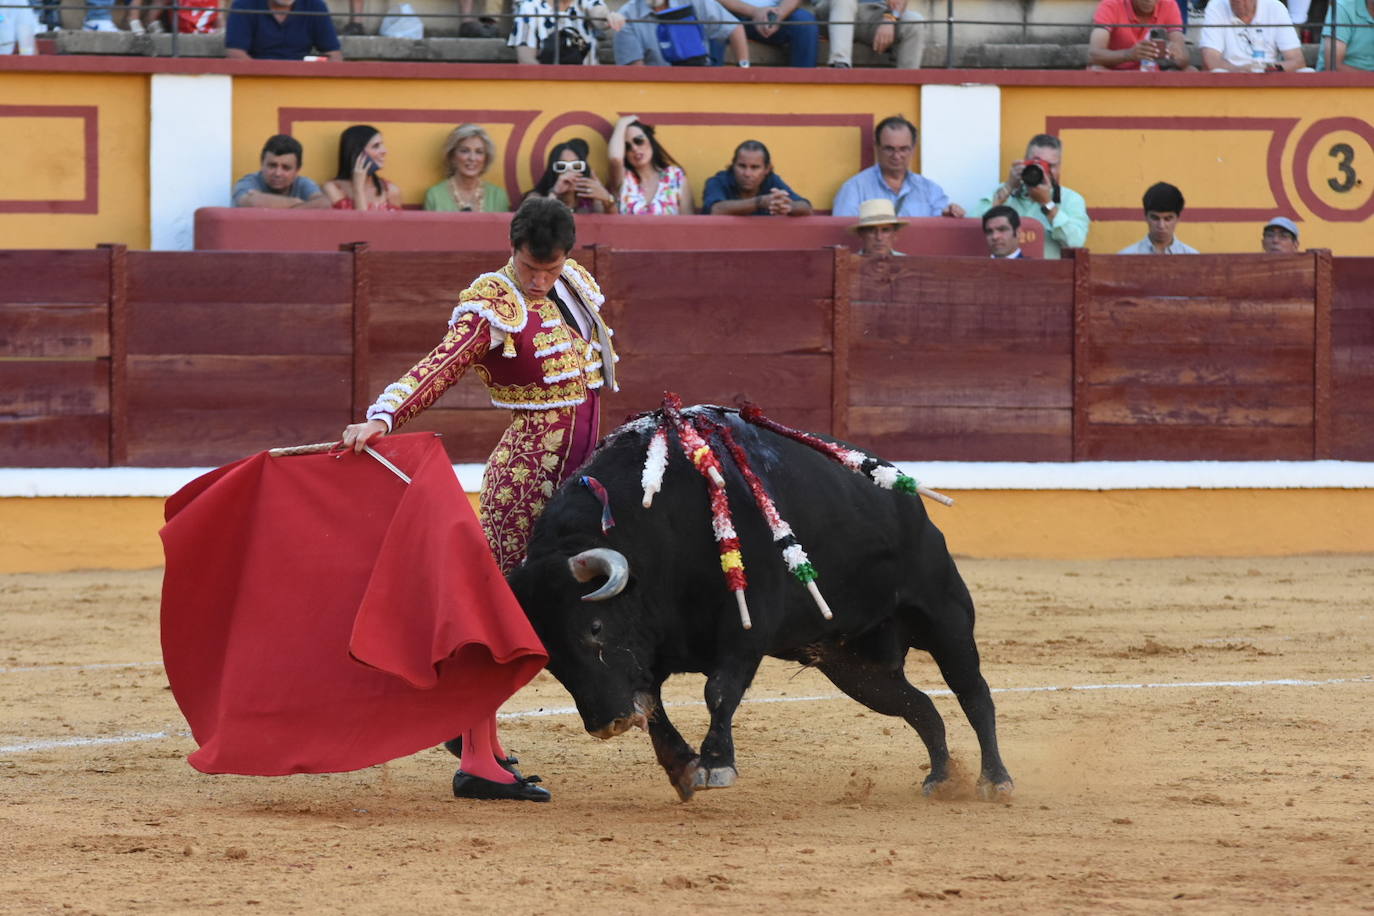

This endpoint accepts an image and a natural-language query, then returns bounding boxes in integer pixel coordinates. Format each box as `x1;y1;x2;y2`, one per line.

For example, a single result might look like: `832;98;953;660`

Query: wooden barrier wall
2;248;1370;468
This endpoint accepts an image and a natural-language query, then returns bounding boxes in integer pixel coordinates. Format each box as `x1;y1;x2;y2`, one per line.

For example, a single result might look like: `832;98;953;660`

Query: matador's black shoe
452;770;550;802
442;737;523;779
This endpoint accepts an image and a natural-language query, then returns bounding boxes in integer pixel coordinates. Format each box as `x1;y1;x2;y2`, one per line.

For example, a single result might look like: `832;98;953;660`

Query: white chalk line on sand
2;675;1368;757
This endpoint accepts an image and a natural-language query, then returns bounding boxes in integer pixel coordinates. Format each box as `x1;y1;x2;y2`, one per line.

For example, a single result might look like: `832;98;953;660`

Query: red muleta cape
159;433;547;776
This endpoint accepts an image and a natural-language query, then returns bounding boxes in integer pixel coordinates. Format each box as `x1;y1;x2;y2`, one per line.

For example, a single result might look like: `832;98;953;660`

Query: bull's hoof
670;759;700;803
691;765;738;790
977;777;1015;801
920;773;954;798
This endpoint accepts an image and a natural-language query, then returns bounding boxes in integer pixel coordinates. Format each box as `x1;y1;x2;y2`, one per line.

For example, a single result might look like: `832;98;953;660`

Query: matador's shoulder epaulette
451;271;528;333
561;259;605;310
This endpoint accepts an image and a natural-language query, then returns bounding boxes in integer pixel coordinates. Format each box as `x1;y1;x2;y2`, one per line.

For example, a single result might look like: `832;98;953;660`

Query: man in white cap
848;198;907;257
1261;216;1300;254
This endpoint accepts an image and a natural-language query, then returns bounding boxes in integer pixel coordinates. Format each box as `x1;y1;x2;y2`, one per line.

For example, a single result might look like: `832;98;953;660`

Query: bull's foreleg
694;656;760;792
644;681;701;802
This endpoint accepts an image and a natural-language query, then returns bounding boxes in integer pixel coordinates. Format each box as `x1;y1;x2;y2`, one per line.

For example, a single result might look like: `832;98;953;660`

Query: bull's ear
568;548;629;601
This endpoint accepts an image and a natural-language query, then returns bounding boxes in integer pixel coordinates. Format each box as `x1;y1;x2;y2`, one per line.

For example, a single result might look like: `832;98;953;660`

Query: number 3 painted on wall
1328;143;1357;193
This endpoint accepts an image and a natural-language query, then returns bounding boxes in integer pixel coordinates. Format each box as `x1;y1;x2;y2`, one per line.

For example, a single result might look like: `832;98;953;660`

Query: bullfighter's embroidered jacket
366;258;618;429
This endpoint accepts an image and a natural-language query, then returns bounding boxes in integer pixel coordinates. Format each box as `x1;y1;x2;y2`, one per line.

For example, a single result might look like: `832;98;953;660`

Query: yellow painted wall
0;73;150;249
1001;86;1374;255
230;76;919;212
4;490;1372;574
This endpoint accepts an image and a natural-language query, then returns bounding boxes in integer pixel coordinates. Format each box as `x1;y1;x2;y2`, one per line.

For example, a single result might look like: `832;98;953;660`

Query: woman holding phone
524;138;614;213
323;125;404;211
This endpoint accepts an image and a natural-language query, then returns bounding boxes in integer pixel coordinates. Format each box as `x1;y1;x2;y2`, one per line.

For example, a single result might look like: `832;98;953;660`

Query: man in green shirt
975;134;1091;259
1317;0;1374;71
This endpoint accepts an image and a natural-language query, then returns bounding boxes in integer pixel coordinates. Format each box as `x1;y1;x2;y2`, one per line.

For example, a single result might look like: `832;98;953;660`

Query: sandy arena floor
2;556;1372;914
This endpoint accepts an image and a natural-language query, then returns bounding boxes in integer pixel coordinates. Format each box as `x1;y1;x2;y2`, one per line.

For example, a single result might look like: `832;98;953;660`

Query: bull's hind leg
816;648;954;795
926;627;1014;799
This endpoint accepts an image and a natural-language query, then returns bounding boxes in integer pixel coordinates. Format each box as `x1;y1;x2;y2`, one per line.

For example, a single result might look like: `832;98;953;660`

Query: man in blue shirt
225;0;343;61
703;140;813;216
832;116;963;219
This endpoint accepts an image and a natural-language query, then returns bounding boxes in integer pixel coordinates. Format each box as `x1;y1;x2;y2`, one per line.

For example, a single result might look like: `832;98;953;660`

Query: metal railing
25;1;1369;70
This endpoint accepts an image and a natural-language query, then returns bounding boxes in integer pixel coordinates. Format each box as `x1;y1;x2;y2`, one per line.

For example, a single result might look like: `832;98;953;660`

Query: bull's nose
589;712;647;740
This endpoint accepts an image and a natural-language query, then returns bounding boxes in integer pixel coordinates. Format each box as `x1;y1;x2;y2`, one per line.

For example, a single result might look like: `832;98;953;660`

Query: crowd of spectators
230;118;1309;258
3;0;1369;73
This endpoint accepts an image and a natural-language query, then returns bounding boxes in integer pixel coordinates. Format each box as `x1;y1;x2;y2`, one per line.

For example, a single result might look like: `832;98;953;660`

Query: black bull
508;407;1014;802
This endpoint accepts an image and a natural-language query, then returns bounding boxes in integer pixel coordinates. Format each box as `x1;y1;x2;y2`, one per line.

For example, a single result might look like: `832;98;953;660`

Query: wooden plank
614;353;832;413
848;347;1072;409
850;298;1071;347
1331;413;1374;460
607;249;834;302
126;300;352;356
847;405;1072;462
1083;298;1315;346
1331;257;1374;460
105;243;127;467
348;242;369;421
0;361;109;415
126;251;353;304
124;354;352;410
123;408;352;466
855;256;1073;307
0;250;110;303
0;416;110;467
1313;249;1332;459
0;303;109;358
613;297;831;355
1080;384;1313;427
1072;248;1090;461
1077;425;1312;461
1082;344;1314;386
1090;254;1314;300
831;247;854;441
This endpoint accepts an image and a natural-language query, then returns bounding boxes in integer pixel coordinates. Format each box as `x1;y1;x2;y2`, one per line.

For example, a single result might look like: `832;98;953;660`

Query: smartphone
362;153;380;174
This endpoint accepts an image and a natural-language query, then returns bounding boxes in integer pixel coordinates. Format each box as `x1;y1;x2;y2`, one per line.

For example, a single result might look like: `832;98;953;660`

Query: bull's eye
589;619;603;636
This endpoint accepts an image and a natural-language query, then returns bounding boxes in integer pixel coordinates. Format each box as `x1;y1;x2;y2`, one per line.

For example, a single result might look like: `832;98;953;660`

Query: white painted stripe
5;460;1374;498
0;661;163;674
3;675;1367;756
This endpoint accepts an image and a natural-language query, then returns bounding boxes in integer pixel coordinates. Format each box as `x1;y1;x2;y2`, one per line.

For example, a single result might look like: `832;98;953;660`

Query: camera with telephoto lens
1020;156;1054;189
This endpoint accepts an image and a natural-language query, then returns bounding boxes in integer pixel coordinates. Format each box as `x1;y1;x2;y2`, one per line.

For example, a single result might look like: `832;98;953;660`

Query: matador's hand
342;419;388;454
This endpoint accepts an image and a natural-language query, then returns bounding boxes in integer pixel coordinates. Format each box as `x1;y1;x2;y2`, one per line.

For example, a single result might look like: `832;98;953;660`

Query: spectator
508;0;625;65
608;116;694;214
832;116;964;219
322;125;403;211
526;138;615;213
1118;182;1198;254
1200;0;1305;70
613;0;749;66
1317;0;1374;70
225;0;342;60
848;199;906;256
31;0;60;32
125;0;171;34
423;124;511;213
232;134;329;209
982;206;1026;259
716;0;819;67
1261;216;1300;253
703;139;813;216
1;0;39;53
342;0;363;34
1088;0;1190;70
975;134;1090;259
816;0;926;69
83;0;121;31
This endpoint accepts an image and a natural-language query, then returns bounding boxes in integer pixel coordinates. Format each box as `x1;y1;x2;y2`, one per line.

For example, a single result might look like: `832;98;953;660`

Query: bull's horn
568;548;630;601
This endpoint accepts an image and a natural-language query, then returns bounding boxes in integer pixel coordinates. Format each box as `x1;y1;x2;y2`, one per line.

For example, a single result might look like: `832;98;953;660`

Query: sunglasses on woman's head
553;160;588;174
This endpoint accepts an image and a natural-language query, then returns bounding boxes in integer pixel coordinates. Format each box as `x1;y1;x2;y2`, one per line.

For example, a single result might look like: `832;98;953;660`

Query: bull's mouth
588;692;654;739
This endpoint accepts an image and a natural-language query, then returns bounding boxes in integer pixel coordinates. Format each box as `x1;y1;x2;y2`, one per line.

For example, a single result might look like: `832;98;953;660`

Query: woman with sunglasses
526;138;614;213
608;115;693;215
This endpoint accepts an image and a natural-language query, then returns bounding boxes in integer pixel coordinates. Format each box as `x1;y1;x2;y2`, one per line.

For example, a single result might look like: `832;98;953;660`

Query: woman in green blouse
423;124;511;213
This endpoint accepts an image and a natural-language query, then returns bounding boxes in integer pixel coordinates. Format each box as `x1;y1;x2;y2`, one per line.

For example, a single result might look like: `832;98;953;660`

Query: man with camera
975;134;1089;260
1087;0;1189;70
